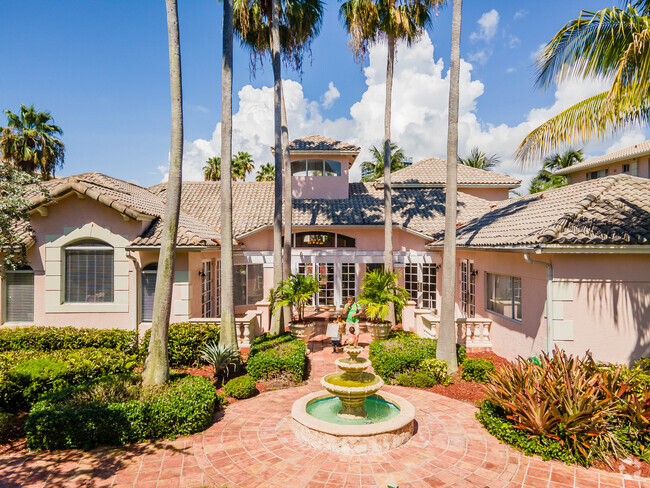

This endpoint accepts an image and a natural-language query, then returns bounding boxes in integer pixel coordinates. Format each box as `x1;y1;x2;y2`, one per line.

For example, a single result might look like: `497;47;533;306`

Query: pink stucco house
1;135;648;365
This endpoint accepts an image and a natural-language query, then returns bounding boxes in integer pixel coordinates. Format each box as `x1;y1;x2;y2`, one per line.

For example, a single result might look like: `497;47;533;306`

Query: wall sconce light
434;264;441;270
470;269;479;277
198;270;206;277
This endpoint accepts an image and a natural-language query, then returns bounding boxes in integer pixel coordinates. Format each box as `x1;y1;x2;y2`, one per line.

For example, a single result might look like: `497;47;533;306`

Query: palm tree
517;2;650;162
437;0;462;374
256;162;275;181
142;0;184;386
0;105;65;179
340;0;444;291
528;148;584;194
233;151;255;180
457;147;500;171
203;156;221;181
360;143;408;182
219;0;237;350
234;0;324;334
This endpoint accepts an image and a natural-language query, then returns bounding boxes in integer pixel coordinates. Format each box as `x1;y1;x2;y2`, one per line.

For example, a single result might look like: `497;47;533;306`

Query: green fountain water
306;396;400;425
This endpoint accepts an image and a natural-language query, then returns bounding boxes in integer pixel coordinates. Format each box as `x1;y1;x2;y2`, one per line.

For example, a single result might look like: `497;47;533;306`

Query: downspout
523;252;553;354
126;251;140;347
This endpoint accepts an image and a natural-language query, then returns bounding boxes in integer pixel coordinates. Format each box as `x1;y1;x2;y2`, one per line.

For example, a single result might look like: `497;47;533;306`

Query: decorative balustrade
189;309;262;348
411;311;492;350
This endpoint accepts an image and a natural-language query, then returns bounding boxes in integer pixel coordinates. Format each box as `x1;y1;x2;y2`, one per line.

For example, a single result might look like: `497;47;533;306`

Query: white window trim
485;272;522;322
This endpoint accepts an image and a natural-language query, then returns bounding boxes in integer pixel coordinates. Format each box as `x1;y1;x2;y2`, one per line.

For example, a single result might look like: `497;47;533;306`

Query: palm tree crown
361;143;408;181
0;104;65;179
203;152;256;181
457;147;500;171
528;148;584;194
256;162;275;181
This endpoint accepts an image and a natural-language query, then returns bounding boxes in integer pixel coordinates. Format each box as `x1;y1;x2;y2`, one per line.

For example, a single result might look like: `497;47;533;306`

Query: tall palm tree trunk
219;0;237;348
384;34;395;324
142;0;184;386
270;0;284;334
437;0;462;374
281;95;292;283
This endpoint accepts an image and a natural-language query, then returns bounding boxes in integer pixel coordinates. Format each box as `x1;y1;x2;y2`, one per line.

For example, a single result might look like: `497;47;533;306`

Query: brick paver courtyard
1;329;648;488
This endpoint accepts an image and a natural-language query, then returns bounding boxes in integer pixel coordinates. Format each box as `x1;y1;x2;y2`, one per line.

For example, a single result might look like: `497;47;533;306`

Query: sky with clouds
2;0;647;191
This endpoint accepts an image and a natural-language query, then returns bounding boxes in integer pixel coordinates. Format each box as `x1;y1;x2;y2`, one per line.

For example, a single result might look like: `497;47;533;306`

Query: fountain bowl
291;391;415;454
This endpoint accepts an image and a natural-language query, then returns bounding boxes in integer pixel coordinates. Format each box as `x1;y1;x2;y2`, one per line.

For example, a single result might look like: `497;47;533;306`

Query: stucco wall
291;153;356;199
459;187;510;201
567;156;650;184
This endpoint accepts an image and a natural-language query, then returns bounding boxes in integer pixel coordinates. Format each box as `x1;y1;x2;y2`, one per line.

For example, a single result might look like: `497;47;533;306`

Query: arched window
141;263;157;322
4;266;34;322
64;239;114;303
291;159;342;177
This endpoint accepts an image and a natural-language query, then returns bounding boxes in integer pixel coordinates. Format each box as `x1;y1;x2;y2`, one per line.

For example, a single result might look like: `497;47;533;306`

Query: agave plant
199;342;241;382
358;269;408;323
272;273;320;323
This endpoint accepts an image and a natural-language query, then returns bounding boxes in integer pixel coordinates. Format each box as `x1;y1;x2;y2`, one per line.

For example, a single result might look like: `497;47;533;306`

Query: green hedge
224;375;257;399
395;371;441;388
0;411;13;443
26;374;216;451
246;335;306;382
0;326;137;354
140;322;220;367
248;333;296;358
0;348;136;411
369;335;466;383
461;358;495;383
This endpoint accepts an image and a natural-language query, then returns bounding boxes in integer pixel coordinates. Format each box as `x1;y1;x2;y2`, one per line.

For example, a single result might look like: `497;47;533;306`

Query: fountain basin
291;390;415;454
334;357;372;378
321;372;384;419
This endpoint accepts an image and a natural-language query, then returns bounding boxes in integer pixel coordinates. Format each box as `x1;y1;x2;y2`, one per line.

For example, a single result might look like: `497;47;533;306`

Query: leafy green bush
369;335;465;383
224;375;257;399
461;358;495;383
246;338;306;382
25;374;216;451
395;371;441;388
637;357;650;372
248;333;295;357
420;358;450;385
0;348;136;411
140;322;220;367
0;326;137;353
0;411;13;443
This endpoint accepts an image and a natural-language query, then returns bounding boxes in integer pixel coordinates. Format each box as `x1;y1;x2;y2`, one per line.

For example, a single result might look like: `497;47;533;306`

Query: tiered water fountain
291;346;415;454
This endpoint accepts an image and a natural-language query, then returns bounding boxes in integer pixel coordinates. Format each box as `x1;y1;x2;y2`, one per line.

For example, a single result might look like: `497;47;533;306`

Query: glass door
317;263;335;307
404;263;437;310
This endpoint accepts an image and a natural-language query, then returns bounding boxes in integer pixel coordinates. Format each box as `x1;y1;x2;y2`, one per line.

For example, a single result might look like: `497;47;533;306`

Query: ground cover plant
140;322;220;367
246;333;307;383
461;358;495;383
0;326;137;354
25;374;216;451
478;348;650;467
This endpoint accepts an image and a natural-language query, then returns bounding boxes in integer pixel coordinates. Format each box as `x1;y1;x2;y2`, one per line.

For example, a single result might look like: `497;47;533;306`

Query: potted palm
272;273;320;344
358;269;408;341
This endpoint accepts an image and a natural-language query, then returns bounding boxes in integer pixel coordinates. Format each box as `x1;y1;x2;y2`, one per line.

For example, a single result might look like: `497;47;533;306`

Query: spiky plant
199;342;241;382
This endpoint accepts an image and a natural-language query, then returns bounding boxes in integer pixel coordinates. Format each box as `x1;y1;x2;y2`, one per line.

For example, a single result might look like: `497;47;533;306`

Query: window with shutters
64;240;114;303
141;263;157;322
4;268;34;322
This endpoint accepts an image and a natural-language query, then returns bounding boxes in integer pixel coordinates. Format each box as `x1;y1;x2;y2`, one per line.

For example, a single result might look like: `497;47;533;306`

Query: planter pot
366;322;392;342
289;322;315;344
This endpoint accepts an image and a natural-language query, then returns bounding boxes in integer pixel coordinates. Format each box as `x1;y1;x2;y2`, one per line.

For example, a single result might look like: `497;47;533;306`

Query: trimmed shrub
0;411;13;443
0;326;137;354
395;371;440;388
461;358;495;383
25;374;216;451
369;335;465;383
420;358;451;385
140;322;220;367
246;338;306;382
224;375;257;399
0;348;136;411
248;333;295;357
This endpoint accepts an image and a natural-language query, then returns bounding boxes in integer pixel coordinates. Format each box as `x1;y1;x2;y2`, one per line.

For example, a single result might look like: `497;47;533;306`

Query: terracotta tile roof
555;140;650;175
376;158;521;188
287;135;360;152
430;175;650;247
152;181;491;239
23;173;221;248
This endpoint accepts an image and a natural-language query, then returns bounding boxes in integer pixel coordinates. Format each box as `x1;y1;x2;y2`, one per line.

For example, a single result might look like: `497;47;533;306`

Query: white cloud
514;9;527;20
470;9;499;42
467;49;492;65
173;32;646;192
506;67;516;74
321;82;340;109
509;36;521;49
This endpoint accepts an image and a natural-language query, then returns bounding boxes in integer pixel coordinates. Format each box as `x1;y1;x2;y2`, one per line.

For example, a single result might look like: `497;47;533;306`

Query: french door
405;263;437;310
460;259;476;318
298;262;355;307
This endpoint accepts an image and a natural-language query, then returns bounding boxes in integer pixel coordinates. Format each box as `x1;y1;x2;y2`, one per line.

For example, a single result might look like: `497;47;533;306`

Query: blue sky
2;0;646;188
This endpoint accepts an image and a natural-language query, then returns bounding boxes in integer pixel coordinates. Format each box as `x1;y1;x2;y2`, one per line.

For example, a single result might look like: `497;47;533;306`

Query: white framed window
460;260;476;318
486;273;522;321
64;240;114;303
215;260;221;316
4;267;34;322
291;159;342;177
404;263;437;310
341;263;356;301
141;263;157;322
201;260;213;318
234;264;263;306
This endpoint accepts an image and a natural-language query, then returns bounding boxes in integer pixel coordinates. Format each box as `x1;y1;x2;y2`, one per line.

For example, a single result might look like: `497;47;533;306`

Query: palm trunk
270;0;284;334
142;0;184;386
281;94;292;282
437;0;462;374
219;0;237;348
384;34;395;324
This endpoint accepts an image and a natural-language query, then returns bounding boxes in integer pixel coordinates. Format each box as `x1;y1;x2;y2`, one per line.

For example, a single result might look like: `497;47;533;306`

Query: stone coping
291;390;415;437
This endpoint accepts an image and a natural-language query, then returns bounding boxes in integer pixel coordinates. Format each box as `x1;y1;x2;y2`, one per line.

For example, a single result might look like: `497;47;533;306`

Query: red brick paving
1;330;648;488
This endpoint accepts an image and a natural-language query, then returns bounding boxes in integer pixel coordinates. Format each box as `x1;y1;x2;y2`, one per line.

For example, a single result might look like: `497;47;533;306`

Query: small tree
457;147;500;171
360;143;408;182
358;269;408;323
272;273;320;324
256;162;275;181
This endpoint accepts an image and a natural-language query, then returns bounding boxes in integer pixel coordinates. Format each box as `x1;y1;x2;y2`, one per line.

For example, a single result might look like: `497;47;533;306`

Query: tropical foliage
0;105;64;179
358;269;408;323
528;148;584;194
360;143;408;181
272;273;320;323
203;152;256;181
517;2;650;161
199;342;241;383
457;147;500;171
255;162;275;181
